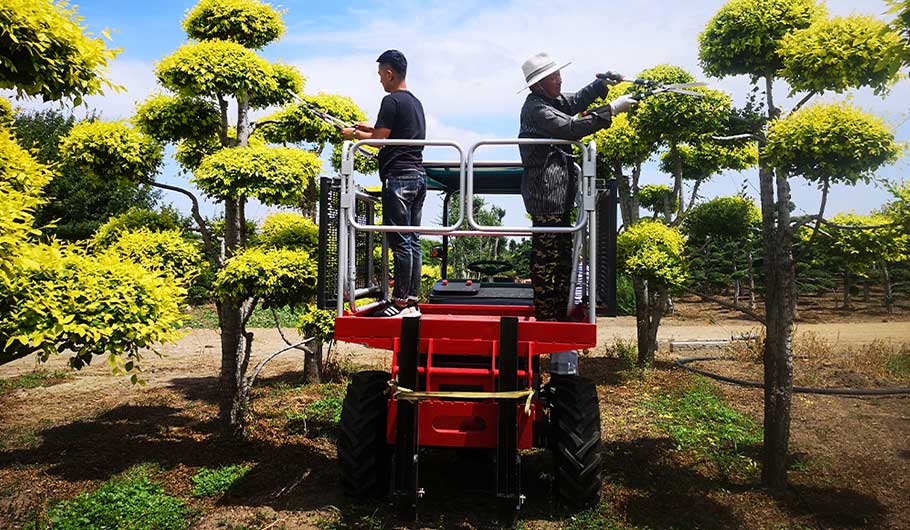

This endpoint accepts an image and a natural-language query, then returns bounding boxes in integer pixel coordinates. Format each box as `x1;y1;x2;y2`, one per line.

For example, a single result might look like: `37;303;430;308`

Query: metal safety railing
337;138;599;323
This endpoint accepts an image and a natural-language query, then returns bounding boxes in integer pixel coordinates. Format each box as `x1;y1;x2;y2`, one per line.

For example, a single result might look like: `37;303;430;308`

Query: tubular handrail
341;139;466;233
465;139;597;234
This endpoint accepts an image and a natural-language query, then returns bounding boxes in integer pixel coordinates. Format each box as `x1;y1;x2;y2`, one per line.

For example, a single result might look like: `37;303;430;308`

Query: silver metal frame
337;138;599;324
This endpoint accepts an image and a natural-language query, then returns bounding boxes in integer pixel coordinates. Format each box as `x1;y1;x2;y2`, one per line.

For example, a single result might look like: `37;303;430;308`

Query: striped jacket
518;80;611;216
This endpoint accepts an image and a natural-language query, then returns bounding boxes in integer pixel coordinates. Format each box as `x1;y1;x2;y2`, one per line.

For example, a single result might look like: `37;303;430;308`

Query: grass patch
285;383;347;437
316;504;385;530
887;351;910;379
0;370;72;393
564;502;640;530
43;464;188;530
183;304;306;329
642;377;761;473
191;464;251;497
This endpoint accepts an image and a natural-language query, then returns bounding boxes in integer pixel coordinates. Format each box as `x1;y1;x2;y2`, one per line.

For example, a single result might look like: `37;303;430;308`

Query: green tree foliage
183;0;284;49
684;196;761;243
632;65;732;147
765;102;900;186
91;206;188;248
659;141;758;183
638;184;677;219
258;212;318;252
296;304;336;342
699;0;827;78
156;40;299;108
193;145;320;204
60;120;163;184
213;247;317;308
683;196;761;300
105;228;205;284
0;97;13;127
0;0;120;104
617;221;687;288
780;15;904;95
2;245;186;374
134;94;222;143
14;109;159;241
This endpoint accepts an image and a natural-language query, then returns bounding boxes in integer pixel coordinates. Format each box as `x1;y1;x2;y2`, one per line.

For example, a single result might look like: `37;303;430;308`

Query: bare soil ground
0;302;908;529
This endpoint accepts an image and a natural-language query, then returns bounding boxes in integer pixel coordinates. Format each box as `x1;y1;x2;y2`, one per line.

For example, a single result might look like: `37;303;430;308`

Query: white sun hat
518;52;571;93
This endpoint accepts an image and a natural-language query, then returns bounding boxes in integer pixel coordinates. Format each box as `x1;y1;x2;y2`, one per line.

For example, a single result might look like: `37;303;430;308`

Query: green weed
887;352;910;379
642;377;762;473
44;464;188;530
564;502;639;530
0;370;72;393
317;505;385;530
191;464;251;497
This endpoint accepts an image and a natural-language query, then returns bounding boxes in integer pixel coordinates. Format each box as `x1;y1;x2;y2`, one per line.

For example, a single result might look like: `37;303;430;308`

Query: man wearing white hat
518;52;637;373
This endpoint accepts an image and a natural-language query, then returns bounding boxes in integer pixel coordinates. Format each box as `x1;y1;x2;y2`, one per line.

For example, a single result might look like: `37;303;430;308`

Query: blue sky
5;0;908;228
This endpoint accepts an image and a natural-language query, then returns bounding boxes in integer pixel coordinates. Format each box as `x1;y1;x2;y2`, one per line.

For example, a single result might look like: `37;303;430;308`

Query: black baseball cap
377;49;407;77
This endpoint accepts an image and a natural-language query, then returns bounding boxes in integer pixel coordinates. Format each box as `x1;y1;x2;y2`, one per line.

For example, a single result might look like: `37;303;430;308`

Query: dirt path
1;315;908;529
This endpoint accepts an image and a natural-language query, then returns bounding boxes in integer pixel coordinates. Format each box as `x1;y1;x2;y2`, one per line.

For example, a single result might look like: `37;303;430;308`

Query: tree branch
240;297;259;330
790;91;817;114
244;337;315;393
686;288;767;324
271;307;309;351
806;176;830;247
147;179;220;266
217;94;229;147
792;215;899;231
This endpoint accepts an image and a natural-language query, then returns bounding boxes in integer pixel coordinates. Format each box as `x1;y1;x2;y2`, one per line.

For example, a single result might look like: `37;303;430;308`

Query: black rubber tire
337;370;391;498
548;374;603;511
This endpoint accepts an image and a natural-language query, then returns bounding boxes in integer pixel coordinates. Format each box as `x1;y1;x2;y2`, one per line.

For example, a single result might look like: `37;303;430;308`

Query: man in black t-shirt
343;50;426;317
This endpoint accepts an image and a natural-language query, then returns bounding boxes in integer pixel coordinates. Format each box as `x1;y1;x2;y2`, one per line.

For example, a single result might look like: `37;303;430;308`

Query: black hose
674;356;910;396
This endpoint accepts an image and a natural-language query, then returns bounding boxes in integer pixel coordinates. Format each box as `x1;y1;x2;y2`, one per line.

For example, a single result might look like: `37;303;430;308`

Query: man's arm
342;127;390;140
561;79;610;116
529;101;610;141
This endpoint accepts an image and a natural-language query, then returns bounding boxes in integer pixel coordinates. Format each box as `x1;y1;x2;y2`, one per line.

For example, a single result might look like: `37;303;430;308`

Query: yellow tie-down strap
388;381;535;416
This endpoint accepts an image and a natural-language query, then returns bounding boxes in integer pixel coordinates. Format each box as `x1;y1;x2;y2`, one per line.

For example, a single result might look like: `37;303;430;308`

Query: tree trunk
217;93;255;438
733;260;740;306
303;340;323;384
218;300;247;438
748;250;756;311
758;74;794;492
843;269;852;309
633;278;657;367
881;264;894;314
863;282;871;303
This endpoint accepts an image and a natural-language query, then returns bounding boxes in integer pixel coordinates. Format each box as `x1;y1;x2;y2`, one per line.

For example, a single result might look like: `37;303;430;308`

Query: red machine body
334;304;596;450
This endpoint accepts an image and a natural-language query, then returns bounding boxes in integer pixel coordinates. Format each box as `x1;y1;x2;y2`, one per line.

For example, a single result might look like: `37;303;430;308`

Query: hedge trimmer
285;91;377;159
581;72;707;118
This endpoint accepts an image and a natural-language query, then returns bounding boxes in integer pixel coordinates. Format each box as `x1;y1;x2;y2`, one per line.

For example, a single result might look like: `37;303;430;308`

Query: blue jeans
382;171;426;303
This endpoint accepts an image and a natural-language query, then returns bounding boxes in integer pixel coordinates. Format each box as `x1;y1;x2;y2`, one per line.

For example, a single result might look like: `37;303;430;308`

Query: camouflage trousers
531;213;573;321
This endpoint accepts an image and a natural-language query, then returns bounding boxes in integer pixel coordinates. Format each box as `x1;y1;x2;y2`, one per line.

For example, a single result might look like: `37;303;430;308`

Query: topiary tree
683;196;762;311
58;0;372;437
699;0;903;489
589;70;746;366
616;220;687;364
1;1;187;378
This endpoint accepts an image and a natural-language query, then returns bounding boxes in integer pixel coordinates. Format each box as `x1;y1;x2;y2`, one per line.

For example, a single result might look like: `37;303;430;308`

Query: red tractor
317;139;618;526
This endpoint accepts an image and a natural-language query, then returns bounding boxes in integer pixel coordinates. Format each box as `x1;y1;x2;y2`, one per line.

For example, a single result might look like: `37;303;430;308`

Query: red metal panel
335;305;596;355
386;400;535;449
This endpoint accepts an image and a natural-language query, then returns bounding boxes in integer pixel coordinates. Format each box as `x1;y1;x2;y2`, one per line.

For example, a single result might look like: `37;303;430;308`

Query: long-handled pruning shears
285;91;378;159
582;72;708;118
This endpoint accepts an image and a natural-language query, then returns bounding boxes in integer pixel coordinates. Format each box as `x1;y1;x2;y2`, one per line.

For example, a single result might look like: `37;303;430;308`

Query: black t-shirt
374;90;425;178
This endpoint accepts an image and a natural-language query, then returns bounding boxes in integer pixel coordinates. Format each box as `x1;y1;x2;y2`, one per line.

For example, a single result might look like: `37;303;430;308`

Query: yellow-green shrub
0;0;119;103
106;228;204;284
183;0;285;49
193;145;320;205
258;212;318;252
213;248;317;308
59;121;163;184
617;220;687;288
